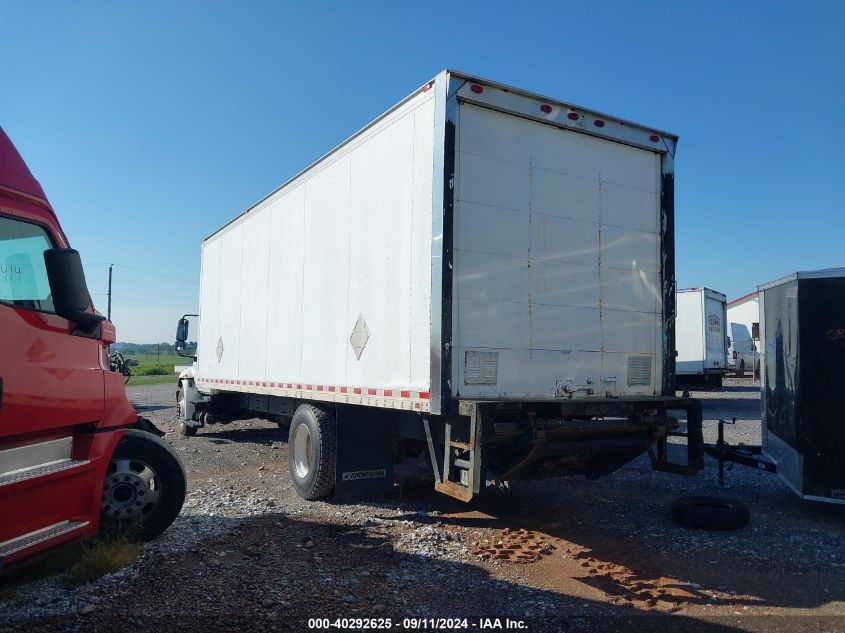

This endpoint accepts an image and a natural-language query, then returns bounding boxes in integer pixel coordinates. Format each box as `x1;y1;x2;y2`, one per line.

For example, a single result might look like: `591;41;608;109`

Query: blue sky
1;1;843;342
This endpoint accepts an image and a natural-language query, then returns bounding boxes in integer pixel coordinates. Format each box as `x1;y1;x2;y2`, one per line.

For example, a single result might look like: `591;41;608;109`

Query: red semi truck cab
0;128;185;570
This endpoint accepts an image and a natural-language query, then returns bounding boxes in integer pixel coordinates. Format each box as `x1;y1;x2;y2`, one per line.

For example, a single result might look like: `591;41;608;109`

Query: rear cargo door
452;103;663;399
704;294;727;370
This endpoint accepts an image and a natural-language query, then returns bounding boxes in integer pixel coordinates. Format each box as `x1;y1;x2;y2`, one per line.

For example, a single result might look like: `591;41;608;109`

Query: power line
98;294;196;311
86;262;198;285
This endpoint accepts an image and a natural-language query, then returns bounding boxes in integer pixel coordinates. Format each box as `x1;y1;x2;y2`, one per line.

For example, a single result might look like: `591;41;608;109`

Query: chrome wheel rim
292;424;313;479
102;458;161;523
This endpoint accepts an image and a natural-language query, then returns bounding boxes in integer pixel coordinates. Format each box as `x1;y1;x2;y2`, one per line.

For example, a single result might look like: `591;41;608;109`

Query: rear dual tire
288;405;336;500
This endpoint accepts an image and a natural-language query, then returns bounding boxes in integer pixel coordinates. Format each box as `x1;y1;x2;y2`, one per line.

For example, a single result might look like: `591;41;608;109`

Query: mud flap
134;416;165;437
334;406;394;498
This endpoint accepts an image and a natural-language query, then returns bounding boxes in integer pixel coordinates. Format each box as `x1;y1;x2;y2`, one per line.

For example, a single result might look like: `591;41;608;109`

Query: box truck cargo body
760;269;845;504
176;71;702;501
675;288;728;386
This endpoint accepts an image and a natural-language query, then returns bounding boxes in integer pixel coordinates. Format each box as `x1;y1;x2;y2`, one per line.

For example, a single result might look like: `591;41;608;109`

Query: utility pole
107;264;113;321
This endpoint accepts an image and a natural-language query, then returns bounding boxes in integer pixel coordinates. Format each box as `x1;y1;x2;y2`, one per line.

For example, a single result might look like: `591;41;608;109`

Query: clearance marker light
540;104;553;113
594;120;606;128
470;84;484;94
650;134;661;142
421;82;433;92
566;112;579;121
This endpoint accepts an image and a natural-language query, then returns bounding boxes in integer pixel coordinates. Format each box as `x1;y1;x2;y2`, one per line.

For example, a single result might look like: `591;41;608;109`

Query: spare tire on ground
671;496;750;530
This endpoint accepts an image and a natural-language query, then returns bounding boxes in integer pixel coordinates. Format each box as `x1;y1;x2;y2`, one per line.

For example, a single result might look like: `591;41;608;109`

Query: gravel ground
1;379;843;632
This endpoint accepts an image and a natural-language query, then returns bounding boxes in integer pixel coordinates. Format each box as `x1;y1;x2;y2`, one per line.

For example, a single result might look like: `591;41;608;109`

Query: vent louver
627;355;652;387
465;351;498;385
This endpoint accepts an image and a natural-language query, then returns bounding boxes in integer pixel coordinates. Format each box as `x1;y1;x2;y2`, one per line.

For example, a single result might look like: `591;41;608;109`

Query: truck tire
671;496;749;530
101;429;187;540
176;385;197;437
288;404;336;500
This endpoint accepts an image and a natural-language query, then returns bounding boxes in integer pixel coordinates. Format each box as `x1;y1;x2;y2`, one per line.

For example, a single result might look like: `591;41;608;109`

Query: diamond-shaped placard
216;337;224;362
349;314;370;361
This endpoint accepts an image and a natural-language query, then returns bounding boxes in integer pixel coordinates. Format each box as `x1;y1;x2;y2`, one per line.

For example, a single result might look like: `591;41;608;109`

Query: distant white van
727;322;759;376
726;292;760;377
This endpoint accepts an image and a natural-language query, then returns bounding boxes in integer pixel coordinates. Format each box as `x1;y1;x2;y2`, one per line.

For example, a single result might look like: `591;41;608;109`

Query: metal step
0;458;91;487
0;519;90;558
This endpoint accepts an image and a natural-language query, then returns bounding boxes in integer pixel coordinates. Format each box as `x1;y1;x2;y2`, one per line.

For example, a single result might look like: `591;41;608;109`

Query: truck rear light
470;84;484;94
422;82;433;92
593;120;605;128
650;134;661;142
540;104;552;113
567;112;579;121
733;351;737;360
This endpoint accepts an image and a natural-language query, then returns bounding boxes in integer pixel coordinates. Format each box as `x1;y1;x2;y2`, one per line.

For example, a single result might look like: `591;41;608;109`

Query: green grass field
122;353;190;368
120;353;190;387
125;374;179;387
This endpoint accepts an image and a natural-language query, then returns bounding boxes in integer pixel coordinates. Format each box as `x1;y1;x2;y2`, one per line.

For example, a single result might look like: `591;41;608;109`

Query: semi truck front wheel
101;430;187;540
176;384;197;437
288;405;336;500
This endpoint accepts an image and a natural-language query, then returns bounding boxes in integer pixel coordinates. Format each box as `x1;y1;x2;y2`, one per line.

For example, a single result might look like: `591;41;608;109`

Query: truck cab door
0;215;104;438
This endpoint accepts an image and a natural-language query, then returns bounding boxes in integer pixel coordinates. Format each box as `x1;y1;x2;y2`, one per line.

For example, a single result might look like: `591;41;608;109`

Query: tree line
113;342;197;355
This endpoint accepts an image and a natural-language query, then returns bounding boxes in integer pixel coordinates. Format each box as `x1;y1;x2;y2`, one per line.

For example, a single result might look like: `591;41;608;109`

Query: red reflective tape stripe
328;386;336;392
414;403;421;409
306;385;312;390
419;392;430;399
287;383;293;388
354;387;362;394
383;390;393;397
317;385;323;391
367;388;377;395
297;384;302;389
400;390;411;398
340;387;348;393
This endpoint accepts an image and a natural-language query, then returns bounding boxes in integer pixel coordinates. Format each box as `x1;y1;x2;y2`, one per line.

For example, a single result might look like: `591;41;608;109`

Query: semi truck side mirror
175;317;189;347
175;314;197;356
43;248;105;330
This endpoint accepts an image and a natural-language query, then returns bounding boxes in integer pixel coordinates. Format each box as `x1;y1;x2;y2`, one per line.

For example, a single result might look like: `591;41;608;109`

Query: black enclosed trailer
759;269;845;504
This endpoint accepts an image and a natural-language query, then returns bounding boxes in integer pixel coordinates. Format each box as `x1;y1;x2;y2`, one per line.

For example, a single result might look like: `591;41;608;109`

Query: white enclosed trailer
176;70;702;501
675;288;728;386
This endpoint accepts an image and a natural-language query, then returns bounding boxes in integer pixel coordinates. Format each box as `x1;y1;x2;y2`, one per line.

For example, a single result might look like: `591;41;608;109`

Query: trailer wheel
176;385;197;437
671;496;749;530
288;405;336;500
101;430;187;540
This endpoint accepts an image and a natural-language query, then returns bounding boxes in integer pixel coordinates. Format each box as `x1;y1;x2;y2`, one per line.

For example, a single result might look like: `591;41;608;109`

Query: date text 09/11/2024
307;617;528;630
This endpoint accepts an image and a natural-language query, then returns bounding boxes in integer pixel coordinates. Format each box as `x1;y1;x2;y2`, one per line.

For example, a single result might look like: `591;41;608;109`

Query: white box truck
175;70;702;501
675;288;728;387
